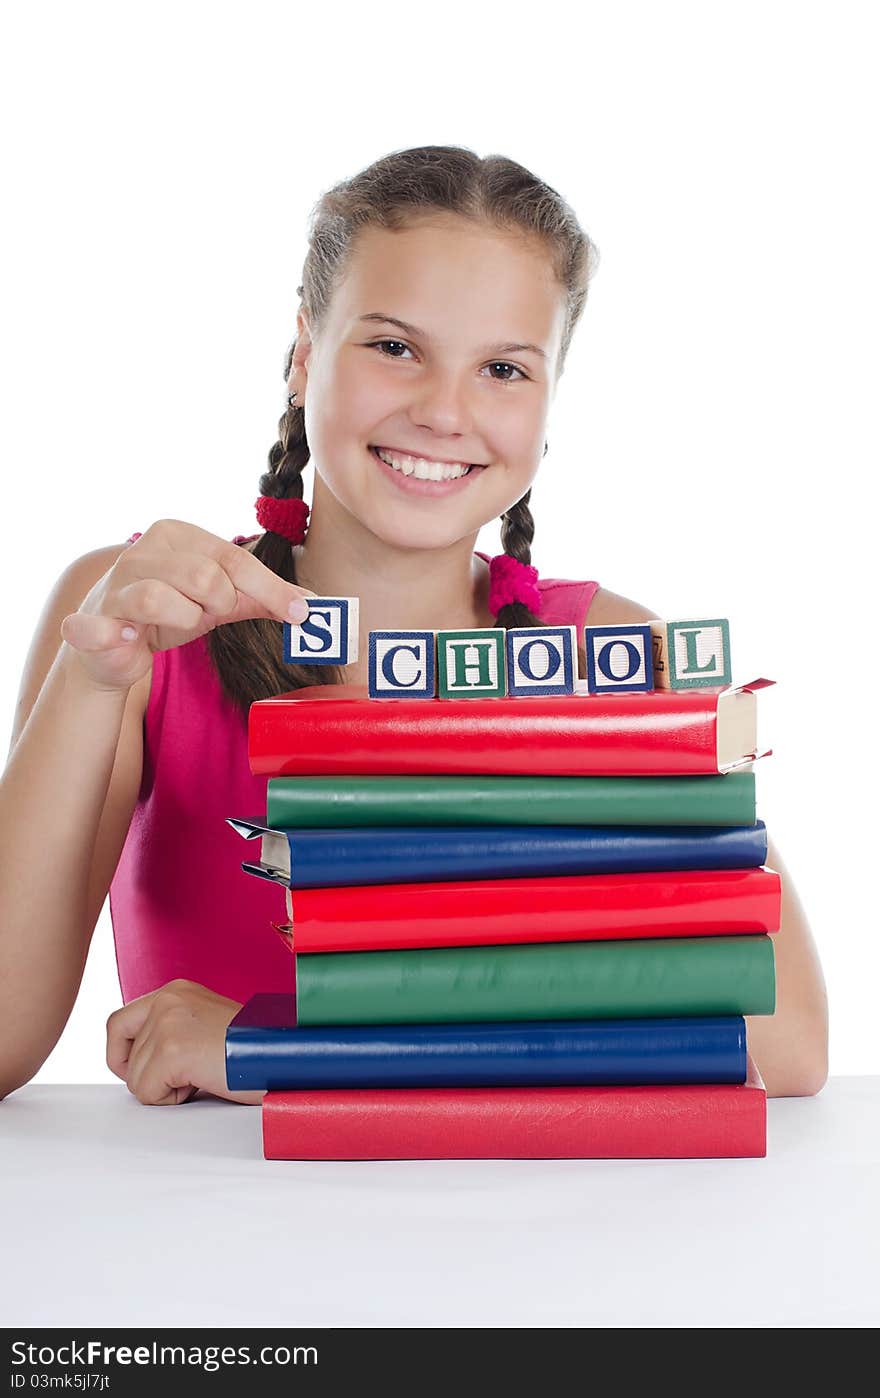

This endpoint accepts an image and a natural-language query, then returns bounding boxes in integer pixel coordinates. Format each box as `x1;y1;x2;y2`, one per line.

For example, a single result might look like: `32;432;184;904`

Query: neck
289;475;494;637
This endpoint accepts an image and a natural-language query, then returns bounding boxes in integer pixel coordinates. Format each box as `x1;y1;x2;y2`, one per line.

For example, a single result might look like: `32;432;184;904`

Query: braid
496;487;587;682
495;486;584;687
253;391;310;586
204;350;343;721
495;489;539;630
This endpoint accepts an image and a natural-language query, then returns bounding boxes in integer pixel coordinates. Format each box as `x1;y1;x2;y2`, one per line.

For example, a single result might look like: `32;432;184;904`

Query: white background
1;1;876;1082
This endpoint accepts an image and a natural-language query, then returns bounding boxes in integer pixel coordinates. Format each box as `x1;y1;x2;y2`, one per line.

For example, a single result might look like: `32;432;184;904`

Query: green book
267;771;756;829
295;935;776;1026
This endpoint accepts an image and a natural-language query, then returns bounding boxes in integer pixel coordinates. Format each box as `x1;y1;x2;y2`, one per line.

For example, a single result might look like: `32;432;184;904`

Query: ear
287;307;314;391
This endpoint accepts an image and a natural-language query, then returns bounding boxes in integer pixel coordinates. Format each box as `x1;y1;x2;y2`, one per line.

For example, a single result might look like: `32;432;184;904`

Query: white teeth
375;447;471;481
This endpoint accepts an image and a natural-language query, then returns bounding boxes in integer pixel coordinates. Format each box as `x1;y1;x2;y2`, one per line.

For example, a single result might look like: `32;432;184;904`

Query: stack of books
225;677;779;1160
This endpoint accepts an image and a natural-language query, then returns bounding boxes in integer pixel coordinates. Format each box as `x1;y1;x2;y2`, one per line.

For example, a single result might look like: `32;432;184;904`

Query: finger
117;556;315;631
111;575;211;634
136;524;317;623
60;611;141;653
126;1030;198;1107
122;1022;154;1094
117;551;239;621
106;994;156;1081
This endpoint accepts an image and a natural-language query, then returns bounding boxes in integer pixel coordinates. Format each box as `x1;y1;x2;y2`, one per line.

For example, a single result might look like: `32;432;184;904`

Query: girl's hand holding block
59;519;315;695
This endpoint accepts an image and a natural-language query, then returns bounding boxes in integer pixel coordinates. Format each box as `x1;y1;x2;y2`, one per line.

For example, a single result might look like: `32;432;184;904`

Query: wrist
57;639;137;701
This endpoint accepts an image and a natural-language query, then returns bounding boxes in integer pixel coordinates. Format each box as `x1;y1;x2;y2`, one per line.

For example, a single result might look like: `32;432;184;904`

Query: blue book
225;994;749;1090
227;819;768;890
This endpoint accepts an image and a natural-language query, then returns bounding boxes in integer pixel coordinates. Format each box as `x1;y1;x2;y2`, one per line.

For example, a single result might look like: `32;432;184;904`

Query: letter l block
649;618;731;689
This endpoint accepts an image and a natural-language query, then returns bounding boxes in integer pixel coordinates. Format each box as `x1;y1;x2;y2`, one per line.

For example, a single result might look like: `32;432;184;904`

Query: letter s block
368;631;436;698
283;597;360;666
584;624;654;693
437;629;507;698
506;626;578;697
649;618;731;689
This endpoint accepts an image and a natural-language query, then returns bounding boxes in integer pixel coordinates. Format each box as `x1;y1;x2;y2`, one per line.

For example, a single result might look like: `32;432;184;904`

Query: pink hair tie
488;553;542;618
255;495;310;544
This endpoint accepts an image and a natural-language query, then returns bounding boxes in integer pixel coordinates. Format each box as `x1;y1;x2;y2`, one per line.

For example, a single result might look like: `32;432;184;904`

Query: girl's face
290;213;566;552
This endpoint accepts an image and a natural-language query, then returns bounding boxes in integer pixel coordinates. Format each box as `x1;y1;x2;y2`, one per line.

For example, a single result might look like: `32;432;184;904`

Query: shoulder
586;586;662;626
8;541;151;759
39;541;142;626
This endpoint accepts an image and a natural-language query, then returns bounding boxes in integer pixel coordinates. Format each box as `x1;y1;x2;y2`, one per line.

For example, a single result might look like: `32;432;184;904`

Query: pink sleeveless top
108;539;600;1006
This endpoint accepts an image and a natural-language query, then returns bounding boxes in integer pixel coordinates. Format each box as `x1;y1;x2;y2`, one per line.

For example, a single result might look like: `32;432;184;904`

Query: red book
282;866;782;953
248;681;772;778
261;1056;767;1159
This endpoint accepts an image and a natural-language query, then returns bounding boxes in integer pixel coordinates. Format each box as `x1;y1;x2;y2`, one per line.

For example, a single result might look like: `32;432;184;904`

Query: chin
373;518;474;553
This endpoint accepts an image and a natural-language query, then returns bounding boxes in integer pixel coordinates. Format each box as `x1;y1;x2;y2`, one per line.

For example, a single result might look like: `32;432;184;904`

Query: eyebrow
356;312;548;361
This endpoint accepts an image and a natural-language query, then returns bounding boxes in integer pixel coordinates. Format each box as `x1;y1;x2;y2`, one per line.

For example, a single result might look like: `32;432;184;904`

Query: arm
745;835;828;1097
2;524;313;1104
587;588;828;1098
0;546;148;1100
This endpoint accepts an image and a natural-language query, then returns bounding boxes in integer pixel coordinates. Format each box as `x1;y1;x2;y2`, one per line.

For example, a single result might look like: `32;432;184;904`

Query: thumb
106;993;156;1081
61;611;139;653
219;588;318;626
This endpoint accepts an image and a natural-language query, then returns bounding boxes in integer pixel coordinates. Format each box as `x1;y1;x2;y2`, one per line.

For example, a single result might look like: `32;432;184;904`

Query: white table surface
2;1079;878;1328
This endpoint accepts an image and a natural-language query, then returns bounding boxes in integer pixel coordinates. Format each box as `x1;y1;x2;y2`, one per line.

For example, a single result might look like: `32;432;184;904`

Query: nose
408;368;475;439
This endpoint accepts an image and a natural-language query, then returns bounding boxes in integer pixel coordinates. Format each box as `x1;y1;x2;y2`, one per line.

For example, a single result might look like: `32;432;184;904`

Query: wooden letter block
282;597;359;666
437;629;507;699
649;618;731;689
506;626;578;697
585;624;654;694
368;631;436;698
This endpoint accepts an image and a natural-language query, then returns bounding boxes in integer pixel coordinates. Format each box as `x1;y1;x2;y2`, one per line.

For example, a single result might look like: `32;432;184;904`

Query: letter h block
283;597;360;666
649;618;731;689
437;629;507;698
368;631;437;698
584;624;655;693
506;626;578;697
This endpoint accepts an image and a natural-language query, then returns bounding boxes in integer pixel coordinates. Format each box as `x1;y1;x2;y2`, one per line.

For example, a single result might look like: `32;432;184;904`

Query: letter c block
368;631;437;698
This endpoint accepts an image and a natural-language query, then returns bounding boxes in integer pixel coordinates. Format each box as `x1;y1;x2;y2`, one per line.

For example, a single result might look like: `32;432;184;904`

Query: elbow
801;1036;829;1096
797;1007;831;1097
765;1028;829;1099
772;1059;828;1098
0;1070;30;1103
0;1045;50;1104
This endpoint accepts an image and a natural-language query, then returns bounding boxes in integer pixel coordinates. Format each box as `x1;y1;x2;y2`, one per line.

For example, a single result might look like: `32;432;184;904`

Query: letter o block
506;626;578;696
584;624;654;693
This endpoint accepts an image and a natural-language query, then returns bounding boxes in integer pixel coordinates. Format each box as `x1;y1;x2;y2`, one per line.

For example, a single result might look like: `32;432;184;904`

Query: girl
0;145;827;1108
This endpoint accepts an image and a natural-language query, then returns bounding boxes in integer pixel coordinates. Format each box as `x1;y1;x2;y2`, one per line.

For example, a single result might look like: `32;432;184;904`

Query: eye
369;339;413;360
485;361;527;383
367;340;528;383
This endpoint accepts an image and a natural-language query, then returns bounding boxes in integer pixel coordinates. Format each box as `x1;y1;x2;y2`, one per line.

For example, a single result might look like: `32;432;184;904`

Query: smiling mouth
369;445;489;480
